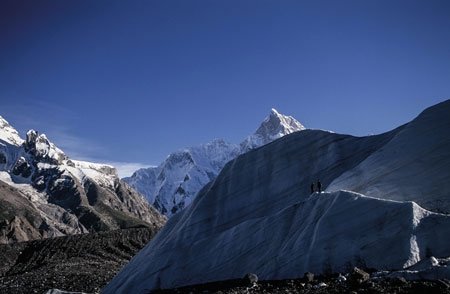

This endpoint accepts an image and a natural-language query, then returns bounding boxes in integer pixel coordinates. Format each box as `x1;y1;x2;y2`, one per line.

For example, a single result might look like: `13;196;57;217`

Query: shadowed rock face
0;119;166;244
104;100;450;293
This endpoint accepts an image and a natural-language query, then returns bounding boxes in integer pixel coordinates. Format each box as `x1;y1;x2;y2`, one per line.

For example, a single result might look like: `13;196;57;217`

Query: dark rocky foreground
0;228;157;294
152;269;450;294
2;232;450;294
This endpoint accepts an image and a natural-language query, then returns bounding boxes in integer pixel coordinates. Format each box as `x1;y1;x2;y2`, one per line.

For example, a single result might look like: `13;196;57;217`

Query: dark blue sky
1;0;450;176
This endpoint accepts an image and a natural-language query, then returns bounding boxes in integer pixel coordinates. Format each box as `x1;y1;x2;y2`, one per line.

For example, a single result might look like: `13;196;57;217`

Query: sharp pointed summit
262;107;305;137
0;116;24;146
240;108;306;152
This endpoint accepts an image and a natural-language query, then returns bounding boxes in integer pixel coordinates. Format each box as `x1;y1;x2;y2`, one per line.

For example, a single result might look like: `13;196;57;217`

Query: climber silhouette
317;180;322;193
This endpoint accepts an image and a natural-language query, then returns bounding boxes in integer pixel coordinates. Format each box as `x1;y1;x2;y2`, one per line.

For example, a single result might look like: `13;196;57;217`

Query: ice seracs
124;109;305;216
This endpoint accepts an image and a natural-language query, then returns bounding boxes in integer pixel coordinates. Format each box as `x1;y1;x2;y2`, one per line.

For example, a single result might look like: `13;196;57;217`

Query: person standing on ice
317;179;322;193
310;182;315;194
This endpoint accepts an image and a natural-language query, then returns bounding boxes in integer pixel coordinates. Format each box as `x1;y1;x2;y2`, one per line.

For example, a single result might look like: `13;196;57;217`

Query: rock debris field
0;228;157;294
152;269;450;294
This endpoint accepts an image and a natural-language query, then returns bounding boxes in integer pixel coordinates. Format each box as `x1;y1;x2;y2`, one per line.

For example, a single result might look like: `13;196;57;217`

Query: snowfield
104;100;450;293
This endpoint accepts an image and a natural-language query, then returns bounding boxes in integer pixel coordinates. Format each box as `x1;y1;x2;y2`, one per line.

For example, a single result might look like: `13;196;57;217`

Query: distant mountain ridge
0;116;166;244
124;109;305;216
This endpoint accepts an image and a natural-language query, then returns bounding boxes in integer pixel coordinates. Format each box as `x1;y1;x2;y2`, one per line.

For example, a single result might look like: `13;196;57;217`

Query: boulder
349;267;370;285
304;272;315;282
243;273;258;286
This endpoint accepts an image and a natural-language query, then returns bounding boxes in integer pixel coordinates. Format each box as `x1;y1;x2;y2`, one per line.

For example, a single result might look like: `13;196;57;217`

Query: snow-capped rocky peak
0;116;166;244
194;139;240;168
0;116;24;146
24;129;67;164
241;108;305;151
259;108;305;139
125;108;305;217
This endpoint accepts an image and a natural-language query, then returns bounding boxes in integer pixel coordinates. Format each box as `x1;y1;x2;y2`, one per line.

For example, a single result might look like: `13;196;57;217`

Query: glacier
104;192;450;292
327;99;450;213
104;99;450;293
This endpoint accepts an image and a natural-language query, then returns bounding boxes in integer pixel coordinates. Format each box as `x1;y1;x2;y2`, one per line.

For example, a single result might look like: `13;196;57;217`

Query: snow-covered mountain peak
26;129;38;144
204;138;228;147
241;109;305;151
125;108;306;216
24;129;67;164
0;115;166;243
0;116;24;146
269;107;281;116
263;108;305;134
197;139;239;157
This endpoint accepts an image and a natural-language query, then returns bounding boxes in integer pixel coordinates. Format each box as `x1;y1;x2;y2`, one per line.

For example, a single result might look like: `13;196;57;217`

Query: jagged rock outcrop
0;116;166;244
24;130;67;164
